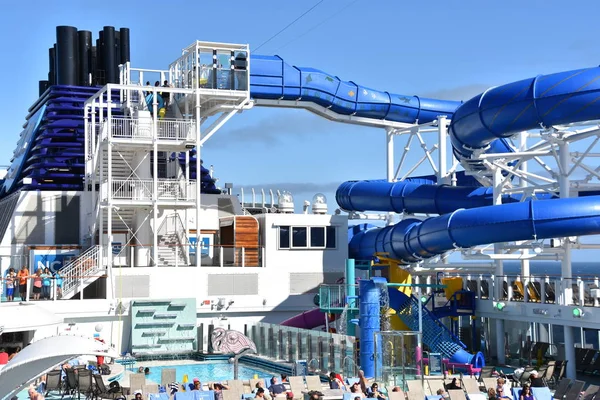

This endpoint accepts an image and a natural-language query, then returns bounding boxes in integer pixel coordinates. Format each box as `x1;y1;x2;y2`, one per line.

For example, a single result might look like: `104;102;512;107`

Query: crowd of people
2;266;63;301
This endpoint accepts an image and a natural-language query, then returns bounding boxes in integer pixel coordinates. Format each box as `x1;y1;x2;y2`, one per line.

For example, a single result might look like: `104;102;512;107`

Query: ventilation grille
208;274;259;296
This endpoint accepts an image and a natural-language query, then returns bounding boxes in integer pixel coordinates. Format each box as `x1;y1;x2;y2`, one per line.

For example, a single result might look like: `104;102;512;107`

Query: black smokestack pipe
48;46;56;86
103;26;117;83
95;37;104;85
91;45;97;85
39;80;49;97
115;31;121;64
119;27;130;64
56;26;78;85
77;30;92;86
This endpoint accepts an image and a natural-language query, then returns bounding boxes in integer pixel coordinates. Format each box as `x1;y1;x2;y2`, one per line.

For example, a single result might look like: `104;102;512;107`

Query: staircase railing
157;213;189;265
61;245;104;298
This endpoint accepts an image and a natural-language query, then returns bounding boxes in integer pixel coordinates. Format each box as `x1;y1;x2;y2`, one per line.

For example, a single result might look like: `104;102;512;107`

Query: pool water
143;361;273;385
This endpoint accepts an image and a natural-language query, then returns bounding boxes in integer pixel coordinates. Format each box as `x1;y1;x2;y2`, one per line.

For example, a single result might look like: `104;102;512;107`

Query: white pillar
437;116;448;183
493;167;506;364
107;89;113;278
559;140;575;379
386;128;395;226
195;85;202;266
386;128;394;182
152;90;159;267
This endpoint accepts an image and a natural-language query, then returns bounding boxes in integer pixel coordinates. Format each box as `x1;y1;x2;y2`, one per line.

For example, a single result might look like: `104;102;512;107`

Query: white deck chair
305;376;323;391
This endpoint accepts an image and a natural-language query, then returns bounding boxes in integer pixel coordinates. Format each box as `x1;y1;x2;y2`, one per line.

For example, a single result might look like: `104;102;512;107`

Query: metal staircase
157;233;187;266
60;245;105;299
156;214;189;267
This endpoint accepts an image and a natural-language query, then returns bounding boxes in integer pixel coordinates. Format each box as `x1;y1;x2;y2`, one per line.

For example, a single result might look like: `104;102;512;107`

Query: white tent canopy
0;335;118;400
0;303;63;333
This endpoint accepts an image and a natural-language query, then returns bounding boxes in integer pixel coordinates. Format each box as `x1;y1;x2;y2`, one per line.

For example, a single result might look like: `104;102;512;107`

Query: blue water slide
250;55;461;123
331;66;600;263
337;180;525;215
388;288;484;368
449;67;600;160
348;195;600;263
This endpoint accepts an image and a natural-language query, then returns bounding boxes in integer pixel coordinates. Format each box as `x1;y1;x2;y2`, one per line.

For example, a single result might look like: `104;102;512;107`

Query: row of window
279;226;336;250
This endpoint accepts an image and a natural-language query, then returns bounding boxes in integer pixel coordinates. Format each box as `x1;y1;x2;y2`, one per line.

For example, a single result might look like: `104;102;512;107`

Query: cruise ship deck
2;19;600;400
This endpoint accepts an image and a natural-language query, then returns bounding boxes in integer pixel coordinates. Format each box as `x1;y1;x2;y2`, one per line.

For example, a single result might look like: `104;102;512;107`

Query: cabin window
278;225;337;250
279;226;290;249
292;227;308;248
310;227;325;248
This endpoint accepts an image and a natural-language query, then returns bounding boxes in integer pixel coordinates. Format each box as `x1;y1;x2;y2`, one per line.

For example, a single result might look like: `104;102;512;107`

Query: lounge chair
406;380;425;400
226;380;245;400
553;379;572;400
582;385;600;400
92;374;123;400
461;378;481;394
44;370;63;397
427;379;445;395
288;376;306;399
481;378;496;391
130;373;146;392
65;368;79;398
78;369;94;400
305;376;322;391
565;381;585;400
161;368;176;388
448;389;467;400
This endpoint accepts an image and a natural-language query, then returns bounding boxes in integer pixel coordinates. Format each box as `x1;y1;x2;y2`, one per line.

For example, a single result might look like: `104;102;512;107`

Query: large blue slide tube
250;55;461;124
449;67;600;160
337;180;524;215
349;195;600;263
359;278;384;378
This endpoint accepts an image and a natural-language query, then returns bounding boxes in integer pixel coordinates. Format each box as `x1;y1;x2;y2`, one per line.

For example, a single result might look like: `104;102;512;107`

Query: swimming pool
143;361;274;384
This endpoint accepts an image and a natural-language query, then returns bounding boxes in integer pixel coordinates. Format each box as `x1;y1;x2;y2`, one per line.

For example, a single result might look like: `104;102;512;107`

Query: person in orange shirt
17;266;29;301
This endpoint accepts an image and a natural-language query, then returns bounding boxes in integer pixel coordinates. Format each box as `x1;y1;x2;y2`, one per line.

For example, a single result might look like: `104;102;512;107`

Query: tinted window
292;227;307;247
279;226;290;249
310;227;325;247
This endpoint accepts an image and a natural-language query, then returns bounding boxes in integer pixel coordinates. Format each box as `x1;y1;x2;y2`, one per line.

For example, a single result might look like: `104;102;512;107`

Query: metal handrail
61;245;103;297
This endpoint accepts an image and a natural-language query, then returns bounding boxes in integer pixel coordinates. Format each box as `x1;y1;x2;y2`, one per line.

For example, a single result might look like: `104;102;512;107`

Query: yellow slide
374;253;411;331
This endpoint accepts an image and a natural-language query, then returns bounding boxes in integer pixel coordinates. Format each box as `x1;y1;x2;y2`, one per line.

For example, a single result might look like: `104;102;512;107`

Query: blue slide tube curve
449;67;600;159
349;195;600;263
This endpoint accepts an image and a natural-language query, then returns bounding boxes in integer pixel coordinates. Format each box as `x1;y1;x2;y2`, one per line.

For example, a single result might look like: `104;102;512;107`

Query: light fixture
494;302;506;311
420;295;428;303
572;308;584;318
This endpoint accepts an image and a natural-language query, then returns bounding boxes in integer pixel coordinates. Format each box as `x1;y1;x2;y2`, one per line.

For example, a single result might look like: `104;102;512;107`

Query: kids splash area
282;256;484;385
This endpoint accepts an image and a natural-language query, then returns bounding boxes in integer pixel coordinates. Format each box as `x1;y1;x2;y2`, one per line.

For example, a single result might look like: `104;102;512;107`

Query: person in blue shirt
41;268;52;300
54;271;63;299
145;81;165;117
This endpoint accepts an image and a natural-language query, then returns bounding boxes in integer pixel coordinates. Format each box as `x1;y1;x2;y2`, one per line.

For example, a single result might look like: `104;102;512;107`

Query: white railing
108;179;196;201
61;245;104;298
105;117;195;141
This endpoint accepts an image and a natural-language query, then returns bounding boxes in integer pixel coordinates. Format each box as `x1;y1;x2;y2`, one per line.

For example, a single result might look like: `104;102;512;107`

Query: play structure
267;52;600;381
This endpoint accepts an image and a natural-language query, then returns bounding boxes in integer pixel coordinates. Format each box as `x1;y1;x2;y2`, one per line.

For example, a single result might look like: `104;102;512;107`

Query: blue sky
1;0;599;213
